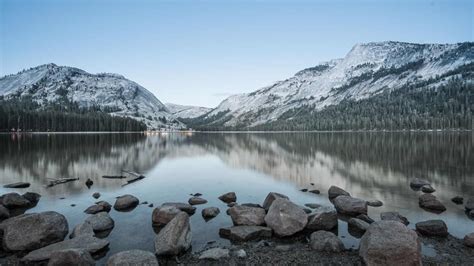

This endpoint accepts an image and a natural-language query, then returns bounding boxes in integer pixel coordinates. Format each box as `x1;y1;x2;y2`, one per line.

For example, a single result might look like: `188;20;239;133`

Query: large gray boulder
333;196;368;216
306;206;338;231
202;207;220;219
152;206;182;226
359;221;421;266
69;222;94;239
328;186;350;200
415;220;448;237
229;205;266;226
199;248;230;260
22;235;109;263
154;212;191;256
0;211;68;252
47;249;95;266
219;226;272;242
85;212;114;232
380;212;409;225
218;192;237;203
309;231;344;252
107;249;159;265
2;192;31;208
114;194;139;211
264;198;308;236
418;194;446;212
161;202;196;215
84;201;111;214
262;192;289;210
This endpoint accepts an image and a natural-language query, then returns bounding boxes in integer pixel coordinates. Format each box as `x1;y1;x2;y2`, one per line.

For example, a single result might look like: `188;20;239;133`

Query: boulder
22;235;109;263
152;206;182;226
359;221;421;266
219;226;272;242
114;194;139;211
415;220;448;237
22;192;41;205
451;196;463;205
0;204;10;221
2;192;31;208
85;212;114;232
229;205;266;226
466;198;474;211
4;182;30;188
419;194;446;212
107;250;159;265
202;207;220;219
306;206;338;231
367;200;383;207
47;249;95;266
84;201;112;214
410;178;430;188
421;185;436;193
154;212;191;256
218;192;237;203
188;197;207;205
264;198;308;236
348;218;370;233
333;196;368;216
328;186;350;200
199;248;229;260
305;203;322;209
161;202;196;215
92;192;101;199
309;231;344;252
262;192;289;210
0;211;68;252
380;212;409;225
70;222;94;239
357;214;375;224
464;233;474;248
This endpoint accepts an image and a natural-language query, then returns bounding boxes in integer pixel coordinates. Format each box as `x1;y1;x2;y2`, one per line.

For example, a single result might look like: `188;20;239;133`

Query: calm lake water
0;132;473;262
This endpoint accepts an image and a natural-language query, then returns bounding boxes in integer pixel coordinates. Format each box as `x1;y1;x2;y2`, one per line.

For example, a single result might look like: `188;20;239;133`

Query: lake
0;132;473;262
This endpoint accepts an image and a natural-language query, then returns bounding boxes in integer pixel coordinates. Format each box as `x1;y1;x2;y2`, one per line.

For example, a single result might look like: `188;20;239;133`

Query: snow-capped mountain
165;103;212;119
201;41;473;127
0;64;184;129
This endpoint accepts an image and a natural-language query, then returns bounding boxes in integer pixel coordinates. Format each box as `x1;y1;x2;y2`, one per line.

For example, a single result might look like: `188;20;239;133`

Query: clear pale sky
1;0;472;107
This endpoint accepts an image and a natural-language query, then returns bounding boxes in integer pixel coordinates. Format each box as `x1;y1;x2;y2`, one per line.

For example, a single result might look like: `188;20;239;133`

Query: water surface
0;132;473;262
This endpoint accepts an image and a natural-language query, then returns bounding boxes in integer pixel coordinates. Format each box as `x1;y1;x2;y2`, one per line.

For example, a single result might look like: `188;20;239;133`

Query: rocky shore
0;179;473;265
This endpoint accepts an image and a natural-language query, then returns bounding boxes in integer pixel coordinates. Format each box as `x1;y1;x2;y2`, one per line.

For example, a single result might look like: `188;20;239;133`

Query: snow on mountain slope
165;103;212;119
0;64;184;129
202;41;474;127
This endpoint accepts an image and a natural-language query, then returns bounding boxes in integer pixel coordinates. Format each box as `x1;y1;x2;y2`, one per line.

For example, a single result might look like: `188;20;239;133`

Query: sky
1;0;472;108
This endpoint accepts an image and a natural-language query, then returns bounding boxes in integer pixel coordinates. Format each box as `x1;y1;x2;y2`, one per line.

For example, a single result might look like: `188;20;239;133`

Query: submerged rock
188;196;208;205
219;226;272;242
218;192;237;203
22;235;109;263
3;182;30;188
262;192;289;210
161;202;196;215
310;231;344;252
107;250;159;265
328;186;350;200
359;221;421;266
154;212;191;256
264;198;308;236
92;192;101;199
85;178;94;188
415;220;448;237
84;201;112;214
47;249;95;266
305;203;322;209
380;212;409;225
202;207;220;219
306;206;338;231
199;248;230;260
152;205;182;226
309;189;320;194
229;205;266;226
85;212;114;232
114;194;139;211
2;192;31;208
464;233;474;248
0;211;68;252
333;196;368;216
419;194;446;212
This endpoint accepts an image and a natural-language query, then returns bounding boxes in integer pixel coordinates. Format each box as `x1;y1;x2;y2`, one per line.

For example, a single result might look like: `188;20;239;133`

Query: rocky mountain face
165;103;211;119
197;41;473;128
0;64;183;129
